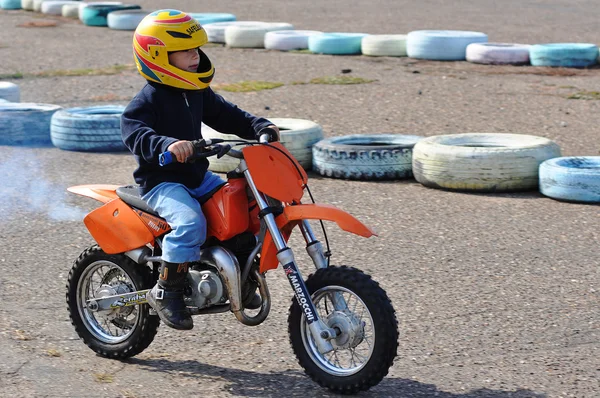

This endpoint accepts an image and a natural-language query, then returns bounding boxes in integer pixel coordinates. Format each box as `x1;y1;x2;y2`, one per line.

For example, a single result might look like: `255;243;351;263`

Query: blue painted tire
407;30;488;61
539;157;600;203
107;9;150;30
189;12;236;25
0;103;62;146
529;43;599;68
50;105;127;152
312;134;424;180
1;0;21;9
81;4;140;27
0;82;20;102
308;33;367;55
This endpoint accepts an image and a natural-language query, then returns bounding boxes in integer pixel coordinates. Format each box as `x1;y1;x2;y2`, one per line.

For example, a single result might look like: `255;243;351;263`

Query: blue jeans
142;171;225;263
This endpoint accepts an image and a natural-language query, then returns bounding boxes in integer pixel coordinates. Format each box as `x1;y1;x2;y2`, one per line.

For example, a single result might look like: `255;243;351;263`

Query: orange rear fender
67;184;121;203
259;204;377;273
84;198;155;254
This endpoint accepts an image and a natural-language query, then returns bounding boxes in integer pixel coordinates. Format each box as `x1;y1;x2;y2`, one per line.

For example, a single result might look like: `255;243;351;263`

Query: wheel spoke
78;259;141;343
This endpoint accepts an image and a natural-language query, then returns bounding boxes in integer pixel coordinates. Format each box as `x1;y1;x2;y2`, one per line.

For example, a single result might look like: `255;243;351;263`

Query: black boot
244;292;262;310
146;261;193;330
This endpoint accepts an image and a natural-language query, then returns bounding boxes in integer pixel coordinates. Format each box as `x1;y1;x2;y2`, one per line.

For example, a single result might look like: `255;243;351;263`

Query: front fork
242;162;337;354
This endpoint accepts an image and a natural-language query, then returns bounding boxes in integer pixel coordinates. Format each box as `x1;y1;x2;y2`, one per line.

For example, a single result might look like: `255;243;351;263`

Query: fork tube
242;165;335;354
300;222;348;311
299;221;328;269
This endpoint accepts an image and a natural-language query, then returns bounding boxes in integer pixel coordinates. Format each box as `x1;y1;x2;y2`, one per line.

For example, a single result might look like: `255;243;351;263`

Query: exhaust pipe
199;246;270;326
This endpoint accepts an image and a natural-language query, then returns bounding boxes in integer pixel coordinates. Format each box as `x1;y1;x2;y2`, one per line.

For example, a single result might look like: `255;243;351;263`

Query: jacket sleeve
121;96;178;164
201;88;272;140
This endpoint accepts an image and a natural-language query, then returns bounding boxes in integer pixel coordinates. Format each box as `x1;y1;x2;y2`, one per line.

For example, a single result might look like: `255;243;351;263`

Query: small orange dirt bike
66;135;399;394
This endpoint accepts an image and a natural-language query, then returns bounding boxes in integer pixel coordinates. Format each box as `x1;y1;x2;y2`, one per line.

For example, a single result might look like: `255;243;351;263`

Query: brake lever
216;144;232;159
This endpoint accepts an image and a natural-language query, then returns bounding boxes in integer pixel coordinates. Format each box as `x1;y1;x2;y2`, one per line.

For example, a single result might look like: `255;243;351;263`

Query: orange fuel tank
202;179;250;241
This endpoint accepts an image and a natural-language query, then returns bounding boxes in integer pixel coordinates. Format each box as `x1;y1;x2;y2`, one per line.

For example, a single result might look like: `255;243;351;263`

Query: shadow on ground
128;357;546;398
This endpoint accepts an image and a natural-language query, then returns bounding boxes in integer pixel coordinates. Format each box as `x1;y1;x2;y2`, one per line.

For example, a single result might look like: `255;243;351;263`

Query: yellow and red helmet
133;9;214;90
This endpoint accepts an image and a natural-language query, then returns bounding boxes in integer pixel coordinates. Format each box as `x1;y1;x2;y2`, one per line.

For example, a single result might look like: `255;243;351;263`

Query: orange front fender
259;204;377;273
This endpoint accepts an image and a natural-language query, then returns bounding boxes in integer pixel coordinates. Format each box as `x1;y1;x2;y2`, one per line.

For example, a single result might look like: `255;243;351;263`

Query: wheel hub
326;310;365;350
94;282;134;321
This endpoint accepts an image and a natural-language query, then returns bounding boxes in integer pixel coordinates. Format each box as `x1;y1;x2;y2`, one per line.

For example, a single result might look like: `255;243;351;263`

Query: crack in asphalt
2;358;31;376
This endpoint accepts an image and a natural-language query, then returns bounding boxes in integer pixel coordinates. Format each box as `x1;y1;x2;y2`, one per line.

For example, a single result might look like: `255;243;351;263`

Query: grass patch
0;64;135;80
289;49;313;54
33;64;135;77
94;373;114;383
46;349;61;357
90;93;132;102
212;80;284;92
18;21;58;28
13;330;33;341
309;76;376;85
567;91;600;100
202;42;224;48
0;72;24;79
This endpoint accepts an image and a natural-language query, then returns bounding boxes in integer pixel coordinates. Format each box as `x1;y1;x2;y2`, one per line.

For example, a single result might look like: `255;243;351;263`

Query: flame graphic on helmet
134;33;165;54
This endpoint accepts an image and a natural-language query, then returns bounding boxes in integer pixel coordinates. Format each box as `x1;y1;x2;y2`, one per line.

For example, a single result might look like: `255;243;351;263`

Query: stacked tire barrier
0;103;62;146
50;105;127;152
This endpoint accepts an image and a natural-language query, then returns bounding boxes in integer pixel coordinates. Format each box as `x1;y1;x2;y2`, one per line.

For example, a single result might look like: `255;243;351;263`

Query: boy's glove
256;126;280;142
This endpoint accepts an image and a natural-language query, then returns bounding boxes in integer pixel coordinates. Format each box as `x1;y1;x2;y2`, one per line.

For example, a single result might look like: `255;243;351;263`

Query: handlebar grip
158;151;173;166
259;133;270;144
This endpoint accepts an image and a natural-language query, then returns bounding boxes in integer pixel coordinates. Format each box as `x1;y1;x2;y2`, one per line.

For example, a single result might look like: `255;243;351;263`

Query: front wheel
66;245;160;359
288;266;399;394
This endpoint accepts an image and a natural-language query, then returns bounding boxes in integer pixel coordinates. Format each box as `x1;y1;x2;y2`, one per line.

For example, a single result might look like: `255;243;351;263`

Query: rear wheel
288;266;399;394
66;245;160;359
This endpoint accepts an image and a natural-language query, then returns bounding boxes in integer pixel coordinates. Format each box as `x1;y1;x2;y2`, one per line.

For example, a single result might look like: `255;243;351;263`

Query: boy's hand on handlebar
167;140;194;163
256;125;280;143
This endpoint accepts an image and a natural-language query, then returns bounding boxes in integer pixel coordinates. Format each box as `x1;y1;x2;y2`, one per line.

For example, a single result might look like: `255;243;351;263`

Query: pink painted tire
466;43;531;65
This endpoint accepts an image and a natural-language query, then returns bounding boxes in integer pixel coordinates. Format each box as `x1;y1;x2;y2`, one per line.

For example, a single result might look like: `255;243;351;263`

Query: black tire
66;245;160;359
312;134;423;180
288;266;399;394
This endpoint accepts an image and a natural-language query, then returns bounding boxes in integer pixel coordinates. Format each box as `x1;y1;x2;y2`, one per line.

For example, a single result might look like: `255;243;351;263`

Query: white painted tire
61;2;79;16
41;0;79;15
225;22;294;48
0;82;20;102
107;9;149;30
466;43;531;65
407;30;488;60
78;1;121;21
264;30;322;51
412;133;561;192
361;34;407;57
202;118;323;173
203;21;239;43
32;0;47;12
21;0;34;9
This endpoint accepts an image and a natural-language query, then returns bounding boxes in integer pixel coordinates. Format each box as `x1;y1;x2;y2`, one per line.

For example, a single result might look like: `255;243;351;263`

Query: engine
186;266;228;309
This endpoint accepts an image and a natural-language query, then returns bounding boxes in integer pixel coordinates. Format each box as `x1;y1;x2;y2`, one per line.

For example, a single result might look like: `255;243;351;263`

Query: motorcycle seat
116;183;227;217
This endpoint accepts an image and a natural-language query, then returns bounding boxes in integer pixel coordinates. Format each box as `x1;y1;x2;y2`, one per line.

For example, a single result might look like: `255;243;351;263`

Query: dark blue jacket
121;82;272;195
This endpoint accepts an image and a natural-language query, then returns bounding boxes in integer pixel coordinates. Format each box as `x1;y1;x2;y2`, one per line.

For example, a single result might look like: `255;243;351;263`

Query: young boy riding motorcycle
121;9;280;330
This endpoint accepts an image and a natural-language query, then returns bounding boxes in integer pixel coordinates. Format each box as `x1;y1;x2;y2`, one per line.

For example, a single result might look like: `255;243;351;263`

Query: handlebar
158;133;275;166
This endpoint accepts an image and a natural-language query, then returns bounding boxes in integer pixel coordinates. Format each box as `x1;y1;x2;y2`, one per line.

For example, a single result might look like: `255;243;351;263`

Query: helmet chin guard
133;9;215;90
